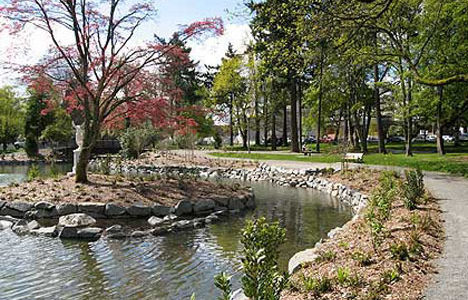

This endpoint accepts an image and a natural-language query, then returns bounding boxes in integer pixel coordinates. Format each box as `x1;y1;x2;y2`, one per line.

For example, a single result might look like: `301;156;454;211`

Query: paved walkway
187;150;468;299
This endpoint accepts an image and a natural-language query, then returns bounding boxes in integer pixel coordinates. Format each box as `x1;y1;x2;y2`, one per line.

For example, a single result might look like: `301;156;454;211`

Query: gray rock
245;196;256;209
175;200;192;216
228;197;245;210
230;289;248;300
0;201;5;209
27;220;40;230
104;225;126;239
58;213;96;228
148;216;164;226
152;205;174;217
105;203;126;217
56;203;77;215
12;219;29;234
78;203;106;217
288;248;319;274
0;220;12;230
34;201;55;210
163;214;177;221
0;215;19;223
31;226;58;237
193;199;215;213
127;204;152;217
173;220;192;229
77;227;103;240
1;201;33;218
58;226;78;239
131;230;149;238
212;196;229;207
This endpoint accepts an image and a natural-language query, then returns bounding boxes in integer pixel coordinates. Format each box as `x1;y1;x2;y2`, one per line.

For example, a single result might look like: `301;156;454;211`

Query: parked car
460;133;468;141
367;136;379;142
426;134;437;142
386;136;405;143
443;135;454;142
303;136;317;144
14;140;25;149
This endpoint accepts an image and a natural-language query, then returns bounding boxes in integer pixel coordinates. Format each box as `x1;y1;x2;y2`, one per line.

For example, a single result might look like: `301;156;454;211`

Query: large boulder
30;226;58;237
78;203;106;218
27;220;40;230
0;201;33;218
77;227;103;240
105;203;127;217
58;213;97;228
152;205;174;217
34;201;55;210
56;203;77;216
175;200;193;216
193;200;216;214
126;204;152;217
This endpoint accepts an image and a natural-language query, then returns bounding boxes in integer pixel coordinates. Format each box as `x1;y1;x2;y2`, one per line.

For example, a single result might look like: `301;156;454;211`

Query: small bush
364;280;389;300
214;272;232;300
382;267;400;284
315;250;336;263
408;230;423;256
27;164;40;181
336;267;350;285
402;169;425;210
352;250;373;266
390;242;410;261
301;275;332;295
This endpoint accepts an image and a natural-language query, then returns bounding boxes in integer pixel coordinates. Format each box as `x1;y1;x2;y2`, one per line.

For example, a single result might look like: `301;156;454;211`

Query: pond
0;166;352;300
0;163;73;187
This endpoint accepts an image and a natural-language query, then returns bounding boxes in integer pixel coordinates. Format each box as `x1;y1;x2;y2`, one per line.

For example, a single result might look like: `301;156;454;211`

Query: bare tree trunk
282;104;288;147
436;87;445;155
316;48;324;153
76;120;99;183
374;64;387;154
290;77;300;152
272;111;277;151
263;95;269;146
255;95;261;146
229;93;234;146
406;78;413;156
298;81;303;150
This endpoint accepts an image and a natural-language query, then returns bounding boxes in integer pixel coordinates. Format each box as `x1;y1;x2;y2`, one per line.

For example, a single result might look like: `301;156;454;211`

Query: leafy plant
336;267;350;285
315;250;336;263
240;217;288;300
402;169;425;210
352;250;373;266
390;242;410;261
214;272;232;300
301;275;332;295
27;164;41;181
382;268;400;284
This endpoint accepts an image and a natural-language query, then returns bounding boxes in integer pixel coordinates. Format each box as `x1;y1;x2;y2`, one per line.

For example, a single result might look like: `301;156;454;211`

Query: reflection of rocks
104;225;126;239
30;226;58;237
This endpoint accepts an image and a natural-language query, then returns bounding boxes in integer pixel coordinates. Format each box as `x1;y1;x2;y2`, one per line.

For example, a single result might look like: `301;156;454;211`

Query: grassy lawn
210;142;468;177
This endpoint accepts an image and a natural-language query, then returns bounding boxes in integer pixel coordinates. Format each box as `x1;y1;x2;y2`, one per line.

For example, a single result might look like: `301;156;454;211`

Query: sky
0;0;252;87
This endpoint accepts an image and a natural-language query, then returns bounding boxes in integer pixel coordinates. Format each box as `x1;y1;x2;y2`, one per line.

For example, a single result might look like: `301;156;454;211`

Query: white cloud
189;23;252;68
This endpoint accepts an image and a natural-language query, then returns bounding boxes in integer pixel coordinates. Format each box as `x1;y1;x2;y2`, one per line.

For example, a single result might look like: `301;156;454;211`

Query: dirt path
193;150;468;299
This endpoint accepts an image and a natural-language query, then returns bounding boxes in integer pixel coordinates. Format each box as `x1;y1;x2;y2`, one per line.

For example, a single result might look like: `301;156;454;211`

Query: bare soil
0;173;249;207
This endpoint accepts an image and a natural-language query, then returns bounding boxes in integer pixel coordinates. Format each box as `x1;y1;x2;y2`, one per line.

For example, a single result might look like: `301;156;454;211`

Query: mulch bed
0;173;249;207
282;169;444;300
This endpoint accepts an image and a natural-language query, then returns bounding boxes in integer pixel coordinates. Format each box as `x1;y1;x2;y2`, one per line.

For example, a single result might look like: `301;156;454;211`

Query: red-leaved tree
0;1;223;183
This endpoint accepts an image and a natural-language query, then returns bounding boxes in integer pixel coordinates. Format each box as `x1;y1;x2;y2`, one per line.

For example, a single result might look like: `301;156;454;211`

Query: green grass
210;148;468;177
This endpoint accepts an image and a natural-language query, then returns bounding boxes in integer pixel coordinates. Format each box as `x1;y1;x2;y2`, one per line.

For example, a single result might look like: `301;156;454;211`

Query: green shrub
390;242;410;261
336;267;350;285
119;125;158;159
214;272;232;300
301;275;332;295
241;217;288;300
382;267;400;284
352;250;373;266
27;164;40;181
402;169;425;210
315;250;336;263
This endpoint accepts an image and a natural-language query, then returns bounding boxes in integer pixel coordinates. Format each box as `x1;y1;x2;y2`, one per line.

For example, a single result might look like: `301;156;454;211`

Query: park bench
343;152;364;163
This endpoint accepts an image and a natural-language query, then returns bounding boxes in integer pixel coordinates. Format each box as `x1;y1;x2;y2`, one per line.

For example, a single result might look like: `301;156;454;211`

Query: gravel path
190;150;468;299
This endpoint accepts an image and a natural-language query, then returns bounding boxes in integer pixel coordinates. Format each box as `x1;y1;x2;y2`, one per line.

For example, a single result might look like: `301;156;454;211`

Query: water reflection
0;177;352;299
0;163;72;187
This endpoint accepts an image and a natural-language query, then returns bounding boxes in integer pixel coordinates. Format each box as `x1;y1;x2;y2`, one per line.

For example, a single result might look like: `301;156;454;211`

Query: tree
1;1;223;183
0;87;23;151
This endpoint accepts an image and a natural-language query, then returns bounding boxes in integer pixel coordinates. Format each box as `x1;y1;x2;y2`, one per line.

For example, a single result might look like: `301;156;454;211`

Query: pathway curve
183;150;468;299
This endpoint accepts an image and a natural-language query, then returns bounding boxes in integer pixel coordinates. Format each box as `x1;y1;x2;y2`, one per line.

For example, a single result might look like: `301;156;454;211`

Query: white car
442;135;454;142
460;134;468;141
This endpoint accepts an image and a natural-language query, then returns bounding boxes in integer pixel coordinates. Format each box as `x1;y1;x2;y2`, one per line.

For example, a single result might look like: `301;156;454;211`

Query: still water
0;165;352;300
